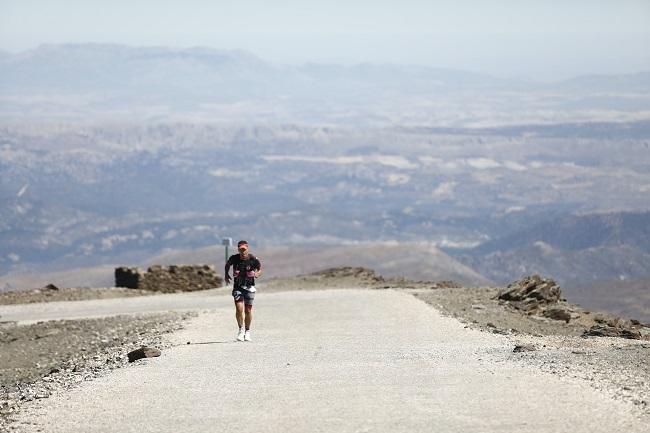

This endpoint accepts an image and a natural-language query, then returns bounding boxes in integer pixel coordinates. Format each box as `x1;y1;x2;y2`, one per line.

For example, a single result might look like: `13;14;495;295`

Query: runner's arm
254;257;263;278
224;257;232;283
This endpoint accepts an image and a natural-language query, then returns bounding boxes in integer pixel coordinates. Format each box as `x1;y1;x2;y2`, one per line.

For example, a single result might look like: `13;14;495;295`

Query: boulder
127;347;162;362
513;344;537;352
498;274;561;311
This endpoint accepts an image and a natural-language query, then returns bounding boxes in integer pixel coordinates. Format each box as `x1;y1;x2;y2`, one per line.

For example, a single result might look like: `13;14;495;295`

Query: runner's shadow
185;341;233;345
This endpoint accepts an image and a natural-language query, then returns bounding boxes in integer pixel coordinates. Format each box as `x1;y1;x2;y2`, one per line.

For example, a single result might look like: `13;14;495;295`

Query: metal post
222;237;233;266
222;237;232;288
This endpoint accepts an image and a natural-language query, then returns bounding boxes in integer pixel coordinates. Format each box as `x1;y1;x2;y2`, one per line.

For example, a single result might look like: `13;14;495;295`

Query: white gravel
11;289;649;432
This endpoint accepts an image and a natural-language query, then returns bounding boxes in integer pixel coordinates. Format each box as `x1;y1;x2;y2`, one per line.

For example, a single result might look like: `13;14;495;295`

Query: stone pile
498;274;646;339
115;265;222;293
496;274;577;324
583;315;643;340
497;274;562;312
583;325;642;339
310;267;385;282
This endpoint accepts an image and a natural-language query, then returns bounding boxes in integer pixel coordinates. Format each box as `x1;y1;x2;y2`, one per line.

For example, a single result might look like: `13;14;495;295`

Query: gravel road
11;289;648;433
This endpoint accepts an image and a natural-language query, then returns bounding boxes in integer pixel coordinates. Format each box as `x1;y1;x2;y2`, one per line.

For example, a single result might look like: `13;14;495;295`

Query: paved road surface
12;290;648;432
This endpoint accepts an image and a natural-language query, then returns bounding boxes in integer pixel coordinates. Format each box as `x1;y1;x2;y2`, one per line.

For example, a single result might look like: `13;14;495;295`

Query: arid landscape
2;2;649;431
2;47;649;318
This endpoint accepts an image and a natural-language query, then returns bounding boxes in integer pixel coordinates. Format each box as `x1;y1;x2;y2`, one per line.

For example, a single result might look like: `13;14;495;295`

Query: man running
224;240;262;341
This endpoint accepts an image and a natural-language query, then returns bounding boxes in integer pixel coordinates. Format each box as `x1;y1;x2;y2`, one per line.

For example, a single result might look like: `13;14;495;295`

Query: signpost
221;237;233;265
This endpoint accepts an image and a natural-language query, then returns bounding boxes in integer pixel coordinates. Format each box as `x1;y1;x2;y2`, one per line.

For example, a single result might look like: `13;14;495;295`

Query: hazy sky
1;0;649;80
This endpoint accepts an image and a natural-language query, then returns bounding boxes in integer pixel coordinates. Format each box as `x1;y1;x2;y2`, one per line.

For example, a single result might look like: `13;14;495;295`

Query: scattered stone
309;267;384;283
34;328;61;339
542;308;572;323
34;391;49;399
513;344;537;352
127;346;162;362
486;322;496;328
436;280;462;289
44;284;59;291
583;325;642;340
594;314;609;324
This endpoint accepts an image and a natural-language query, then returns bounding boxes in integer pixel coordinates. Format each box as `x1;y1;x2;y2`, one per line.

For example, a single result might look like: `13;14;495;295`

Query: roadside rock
310;267;384;282
583;325;642;340
431;280;462;289
498;274;561;311
127;347;162;362
513;344;537;352
543;307;572;323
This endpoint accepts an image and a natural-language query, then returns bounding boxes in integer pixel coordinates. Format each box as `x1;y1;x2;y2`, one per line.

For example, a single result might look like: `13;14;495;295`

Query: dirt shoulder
0;286;156;306
0;311;195;431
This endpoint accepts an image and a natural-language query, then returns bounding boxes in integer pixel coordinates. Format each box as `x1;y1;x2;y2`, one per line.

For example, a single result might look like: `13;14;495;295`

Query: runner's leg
235;300;244;328
244;304;253;330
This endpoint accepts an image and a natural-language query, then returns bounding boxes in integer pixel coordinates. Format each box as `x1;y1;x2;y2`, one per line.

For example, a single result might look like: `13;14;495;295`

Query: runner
224;240;262;341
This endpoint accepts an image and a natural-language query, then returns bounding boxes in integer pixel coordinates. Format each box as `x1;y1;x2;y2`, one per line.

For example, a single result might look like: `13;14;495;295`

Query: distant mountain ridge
2;43;647;91
455;210;650;288
2;43;649;124
473;211;650;254
574;278;650;322
557;71;650;92
0;43;500;97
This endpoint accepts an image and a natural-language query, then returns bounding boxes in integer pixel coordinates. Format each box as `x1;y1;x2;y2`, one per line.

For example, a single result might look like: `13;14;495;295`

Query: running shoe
244;330;252;341
236;328;245;341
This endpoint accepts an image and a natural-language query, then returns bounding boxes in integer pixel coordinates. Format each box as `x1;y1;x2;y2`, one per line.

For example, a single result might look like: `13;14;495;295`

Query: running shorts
232;287;255;305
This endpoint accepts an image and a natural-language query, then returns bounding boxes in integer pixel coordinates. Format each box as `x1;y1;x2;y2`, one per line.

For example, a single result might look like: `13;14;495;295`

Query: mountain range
2;44;649;125
1;43;648;320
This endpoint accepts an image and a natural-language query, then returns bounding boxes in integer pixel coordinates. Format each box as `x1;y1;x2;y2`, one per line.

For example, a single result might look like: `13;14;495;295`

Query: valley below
1;44;649;325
